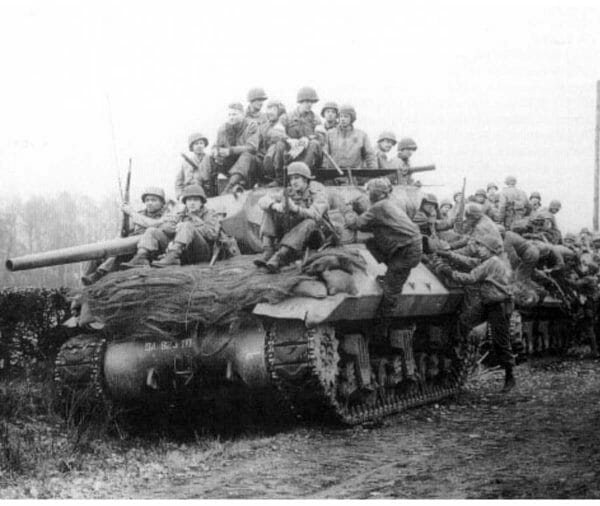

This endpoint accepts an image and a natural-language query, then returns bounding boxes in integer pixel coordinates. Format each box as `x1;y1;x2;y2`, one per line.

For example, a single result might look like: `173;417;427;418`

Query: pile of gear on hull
6;86;599;426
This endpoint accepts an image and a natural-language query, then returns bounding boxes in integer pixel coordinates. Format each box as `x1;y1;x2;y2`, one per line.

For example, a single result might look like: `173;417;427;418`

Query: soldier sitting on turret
375;131;398;169
212;102;260;194
122;185;219;268
82;187;169;284
346;178;422;315
389;137;418;185
323;104;377;180
175;133;213;199
432;234;516;392
255;162;330;273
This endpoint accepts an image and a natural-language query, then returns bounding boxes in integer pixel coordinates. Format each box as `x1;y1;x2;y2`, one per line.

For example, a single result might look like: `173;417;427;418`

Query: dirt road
3;357;599;499
131;358;600;499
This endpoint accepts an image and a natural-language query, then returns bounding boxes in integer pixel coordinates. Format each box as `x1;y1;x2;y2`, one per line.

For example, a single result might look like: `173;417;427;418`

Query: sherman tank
6;167;548;425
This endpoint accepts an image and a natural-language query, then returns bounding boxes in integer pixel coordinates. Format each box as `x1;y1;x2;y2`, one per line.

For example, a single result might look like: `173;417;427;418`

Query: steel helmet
504;175;517;186
228;102;244;113
475;234;503;255
549;199;562;211
320;101;339;117
421;193;438;208
188;132;209;151
464;203;484;219
475;188;487;197
287;161;314;180
530;191;542;200
296;86;319;103
440;198;453;209
338;104;357;123
377;131;397;145
398;137;418;151
247;87;268;102
564;232;577;243
529;213;545;225
181;184;207;203
452;190;463;201
366;178;392;196
486;182;498;191
141;186;166;203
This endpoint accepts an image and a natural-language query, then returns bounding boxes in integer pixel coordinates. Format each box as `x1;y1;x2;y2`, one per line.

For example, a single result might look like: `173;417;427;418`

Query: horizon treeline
0;192;121;288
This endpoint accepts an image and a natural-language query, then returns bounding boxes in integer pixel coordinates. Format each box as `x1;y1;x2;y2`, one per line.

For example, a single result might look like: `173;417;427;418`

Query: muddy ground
2;357;600;499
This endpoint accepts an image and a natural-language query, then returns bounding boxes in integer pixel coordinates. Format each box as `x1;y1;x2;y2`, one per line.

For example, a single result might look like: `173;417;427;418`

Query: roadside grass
0;365;295;498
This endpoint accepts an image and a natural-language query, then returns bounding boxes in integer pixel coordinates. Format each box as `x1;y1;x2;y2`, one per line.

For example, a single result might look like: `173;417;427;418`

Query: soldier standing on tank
255;162;330;273
212;103;260;194
375;131;397;169
323;104;377;172
258;100;287;186
432;234;516;392
347;178;422;315
82;187;170;284
389;137;418;185
279;86;322;170
497;175;529;229
175;132;213;199
246;87;268;125
320;101;339;131
122;185;218;268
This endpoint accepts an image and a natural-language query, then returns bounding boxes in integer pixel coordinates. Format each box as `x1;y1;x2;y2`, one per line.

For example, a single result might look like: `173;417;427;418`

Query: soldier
347;178;422;315
412;194;454;241
486;182;499;202
389;137;418;185
497;175;529;229
375;131;398;169
123;185;218;268
82;187;170;284
503;230;540;281
474;188;498;221
529;191;542;213
568;263;599;357
175;132;212;199
212;102;260;193
246;87;268;124
320;101;339;131
433;234;516;391
258;100;287;185
255;162;329;273
439;199;453;219
449;203;503;257
280;86;322;170
323;104;376;171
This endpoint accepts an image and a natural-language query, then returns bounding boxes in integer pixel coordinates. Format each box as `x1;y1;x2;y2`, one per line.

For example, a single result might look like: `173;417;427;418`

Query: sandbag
293;280;328;299
321;269;358;296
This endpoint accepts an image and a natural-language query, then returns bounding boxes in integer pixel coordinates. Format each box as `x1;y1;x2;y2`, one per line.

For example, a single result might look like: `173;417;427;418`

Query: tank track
54;334;111;414
266;320;479;425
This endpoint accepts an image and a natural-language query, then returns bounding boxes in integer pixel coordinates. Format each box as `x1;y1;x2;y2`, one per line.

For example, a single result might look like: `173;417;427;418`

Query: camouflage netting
84;249;368;341
84;254;316;340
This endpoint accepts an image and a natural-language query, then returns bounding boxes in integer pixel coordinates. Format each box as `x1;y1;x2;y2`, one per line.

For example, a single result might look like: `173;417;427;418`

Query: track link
266;320;479;425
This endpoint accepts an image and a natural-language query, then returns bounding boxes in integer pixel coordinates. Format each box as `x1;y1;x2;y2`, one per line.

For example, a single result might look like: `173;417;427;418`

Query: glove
287;201;299;213
271;202;284;213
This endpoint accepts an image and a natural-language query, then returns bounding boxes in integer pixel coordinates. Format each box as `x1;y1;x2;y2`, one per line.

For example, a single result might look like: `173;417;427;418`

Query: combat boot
152;244;183;268
220;174;245;195
120;249;151;269
81;270;102;286
265;246;292;274
253;236;276;268
502;366;516;393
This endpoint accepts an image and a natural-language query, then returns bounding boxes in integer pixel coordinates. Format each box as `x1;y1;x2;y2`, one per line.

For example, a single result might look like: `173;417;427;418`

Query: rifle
282;164;291;233
322;150;345;177
120;158;132;237
454;177;467;234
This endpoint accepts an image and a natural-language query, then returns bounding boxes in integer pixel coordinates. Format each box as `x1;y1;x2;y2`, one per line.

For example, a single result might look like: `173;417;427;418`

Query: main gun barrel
6;236;140;272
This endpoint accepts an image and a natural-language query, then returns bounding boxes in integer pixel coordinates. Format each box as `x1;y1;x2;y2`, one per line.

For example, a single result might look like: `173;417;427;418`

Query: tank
6;173;485;425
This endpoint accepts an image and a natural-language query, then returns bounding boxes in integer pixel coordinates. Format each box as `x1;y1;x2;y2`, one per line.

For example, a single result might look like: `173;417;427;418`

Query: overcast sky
1;0;600;232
